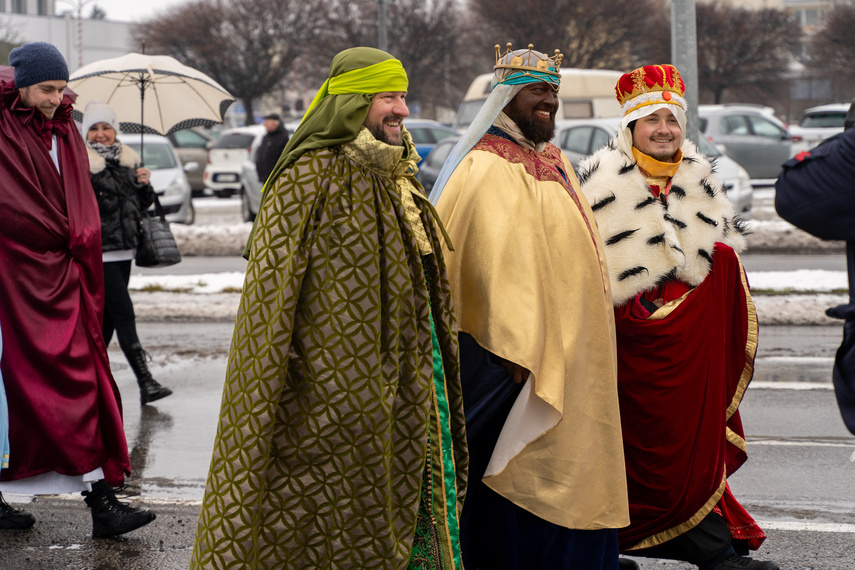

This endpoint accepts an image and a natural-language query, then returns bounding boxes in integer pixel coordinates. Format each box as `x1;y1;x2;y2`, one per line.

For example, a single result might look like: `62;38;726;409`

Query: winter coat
87;144;156;252
255;124;290;183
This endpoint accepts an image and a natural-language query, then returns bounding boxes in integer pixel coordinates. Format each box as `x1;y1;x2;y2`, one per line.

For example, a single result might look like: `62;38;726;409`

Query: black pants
629;511;743;568
102;259;140;351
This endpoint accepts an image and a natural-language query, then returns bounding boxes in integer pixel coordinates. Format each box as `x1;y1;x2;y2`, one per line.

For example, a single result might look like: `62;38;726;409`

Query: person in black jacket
83;100;173;405
776;101;855;436
254;113;290;185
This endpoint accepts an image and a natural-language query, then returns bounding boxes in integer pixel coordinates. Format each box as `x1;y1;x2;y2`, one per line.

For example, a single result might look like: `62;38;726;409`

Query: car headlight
736;165;751;190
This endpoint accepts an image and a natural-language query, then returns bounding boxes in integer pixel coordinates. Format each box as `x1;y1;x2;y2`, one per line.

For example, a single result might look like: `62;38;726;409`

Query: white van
453;68;624;131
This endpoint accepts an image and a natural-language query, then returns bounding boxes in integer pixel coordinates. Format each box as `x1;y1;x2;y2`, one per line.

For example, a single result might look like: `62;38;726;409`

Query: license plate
215;173;239;182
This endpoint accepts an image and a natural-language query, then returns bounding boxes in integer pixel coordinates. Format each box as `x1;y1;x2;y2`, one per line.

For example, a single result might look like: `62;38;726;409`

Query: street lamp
376;0;394;52
57;0;95;69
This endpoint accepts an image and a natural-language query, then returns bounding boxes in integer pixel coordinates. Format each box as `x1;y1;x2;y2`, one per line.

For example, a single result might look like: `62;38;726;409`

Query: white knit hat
81;100;120;137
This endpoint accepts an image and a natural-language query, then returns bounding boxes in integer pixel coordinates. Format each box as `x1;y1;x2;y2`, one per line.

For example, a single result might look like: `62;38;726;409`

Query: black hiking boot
82;480;156;538
0;493;35;530
125;342;173;405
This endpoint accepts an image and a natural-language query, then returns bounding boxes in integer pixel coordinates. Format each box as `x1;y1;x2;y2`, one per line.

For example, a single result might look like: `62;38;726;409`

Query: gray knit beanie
9;42;69;88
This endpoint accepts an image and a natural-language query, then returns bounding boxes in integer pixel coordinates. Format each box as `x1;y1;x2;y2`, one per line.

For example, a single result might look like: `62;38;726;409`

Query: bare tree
133;0;315;124
809;3;855;102
467;0;670;71
313;0;473;119
696;1;801;104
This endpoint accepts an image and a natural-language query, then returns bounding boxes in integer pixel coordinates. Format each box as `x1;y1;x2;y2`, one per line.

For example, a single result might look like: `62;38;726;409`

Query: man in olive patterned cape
191;47;468;569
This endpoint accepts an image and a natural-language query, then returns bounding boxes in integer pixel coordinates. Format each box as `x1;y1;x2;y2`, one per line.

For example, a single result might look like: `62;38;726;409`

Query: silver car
697;104;792;183
118;133;197;225
556;117;752;217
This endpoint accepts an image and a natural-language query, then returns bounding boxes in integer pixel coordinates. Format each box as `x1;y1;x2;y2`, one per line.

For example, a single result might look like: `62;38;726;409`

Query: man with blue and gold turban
431;44;629;568
191;47;467;569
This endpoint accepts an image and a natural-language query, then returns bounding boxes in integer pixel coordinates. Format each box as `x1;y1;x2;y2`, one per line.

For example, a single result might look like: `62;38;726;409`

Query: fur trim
579;140;746;306
86;143;140;175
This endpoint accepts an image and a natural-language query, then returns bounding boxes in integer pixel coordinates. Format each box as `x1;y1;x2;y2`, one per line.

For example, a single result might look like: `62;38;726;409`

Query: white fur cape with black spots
578;139;748;307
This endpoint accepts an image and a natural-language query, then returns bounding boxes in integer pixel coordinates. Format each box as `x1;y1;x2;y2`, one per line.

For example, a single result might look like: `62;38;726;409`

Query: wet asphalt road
2;196;854;568
1;323;853;569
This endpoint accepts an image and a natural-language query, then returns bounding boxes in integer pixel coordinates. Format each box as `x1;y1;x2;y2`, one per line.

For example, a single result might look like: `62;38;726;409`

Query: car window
126;143;177;170
430;128;457;143
408;128;433;144
699;117;708;132
211;133;256;149
561;127;593;154
590;128;611;153
721;115;750;135
426;140;455;168
800;112;847;128
170;129;209;148
455;100;484;130
747;115;785;138
695;135;721;157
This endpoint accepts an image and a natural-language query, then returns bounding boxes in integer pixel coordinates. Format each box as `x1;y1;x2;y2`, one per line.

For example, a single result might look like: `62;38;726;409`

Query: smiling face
632;107;682;161
364;91;409;146
87;122;117;146
18;80;67;119
503;81;559;144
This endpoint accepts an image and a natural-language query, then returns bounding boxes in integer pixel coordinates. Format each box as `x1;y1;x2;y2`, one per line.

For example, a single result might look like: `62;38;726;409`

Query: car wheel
241;189;256;222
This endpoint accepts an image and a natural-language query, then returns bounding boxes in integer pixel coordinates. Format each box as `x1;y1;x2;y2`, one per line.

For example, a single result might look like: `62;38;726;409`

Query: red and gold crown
615;64;686;116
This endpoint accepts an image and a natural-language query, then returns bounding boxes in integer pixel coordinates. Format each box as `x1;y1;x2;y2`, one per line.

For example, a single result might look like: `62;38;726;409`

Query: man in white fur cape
578;64;777;570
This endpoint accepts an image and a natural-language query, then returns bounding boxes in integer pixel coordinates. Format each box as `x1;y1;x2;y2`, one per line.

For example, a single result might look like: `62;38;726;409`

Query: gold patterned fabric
191;129;467;569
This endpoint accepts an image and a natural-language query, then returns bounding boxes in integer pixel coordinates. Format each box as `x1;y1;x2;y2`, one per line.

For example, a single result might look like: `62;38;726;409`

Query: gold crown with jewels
493;43;563;82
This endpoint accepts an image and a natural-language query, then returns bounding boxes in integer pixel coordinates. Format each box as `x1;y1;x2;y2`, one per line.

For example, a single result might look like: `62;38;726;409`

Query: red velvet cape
0;80;130;486
615;244;760;551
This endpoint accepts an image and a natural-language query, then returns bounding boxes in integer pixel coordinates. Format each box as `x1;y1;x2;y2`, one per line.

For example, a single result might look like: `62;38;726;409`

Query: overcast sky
55;0;194;23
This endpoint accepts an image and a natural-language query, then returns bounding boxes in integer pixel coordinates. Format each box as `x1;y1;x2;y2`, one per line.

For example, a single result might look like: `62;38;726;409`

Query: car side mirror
183;161;199;173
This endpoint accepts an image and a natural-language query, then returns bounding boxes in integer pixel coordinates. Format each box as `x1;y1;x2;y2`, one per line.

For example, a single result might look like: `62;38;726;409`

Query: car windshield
211;133;256;149
800;112;847;128
125;143;177;170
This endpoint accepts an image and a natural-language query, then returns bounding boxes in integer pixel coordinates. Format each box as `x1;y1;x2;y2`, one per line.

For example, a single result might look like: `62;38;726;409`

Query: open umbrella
68;53;234;164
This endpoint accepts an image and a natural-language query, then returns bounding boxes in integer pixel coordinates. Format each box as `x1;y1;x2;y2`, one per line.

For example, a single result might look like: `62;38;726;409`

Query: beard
512;112;555;144
366;114;405;146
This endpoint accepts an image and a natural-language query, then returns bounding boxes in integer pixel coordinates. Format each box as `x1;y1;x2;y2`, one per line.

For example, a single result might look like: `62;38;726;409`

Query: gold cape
436;135;629;529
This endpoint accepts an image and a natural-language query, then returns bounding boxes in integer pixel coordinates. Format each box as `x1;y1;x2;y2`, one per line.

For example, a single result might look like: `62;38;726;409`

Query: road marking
749;440;854;449
749;381;833;390
757;520;855;534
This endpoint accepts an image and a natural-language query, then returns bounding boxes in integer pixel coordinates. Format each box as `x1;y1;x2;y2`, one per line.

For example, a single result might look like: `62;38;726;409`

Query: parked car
166;127;212;196
416;135;459;196
204;125;266;198
404;119;459;165
788;103;850;156
555;117;753;217
554;117;618;169
238;135;266;222
118;133;196;224
697;104;792;182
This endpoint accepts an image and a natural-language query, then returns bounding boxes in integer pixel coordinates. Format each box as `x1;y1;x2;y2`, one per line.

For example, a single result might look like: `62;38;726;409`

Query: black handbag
135;194;181;268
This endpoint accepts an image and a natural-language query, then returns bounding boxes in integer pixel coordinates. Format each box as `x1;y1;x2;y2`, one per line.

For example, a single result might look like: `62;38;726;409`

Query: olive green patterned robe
191;129;468;569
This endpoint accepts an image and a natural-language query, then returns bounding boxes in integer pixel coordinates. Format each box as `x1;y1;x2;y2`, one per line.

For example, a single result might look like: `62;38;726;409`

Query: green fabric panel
426;285;463;570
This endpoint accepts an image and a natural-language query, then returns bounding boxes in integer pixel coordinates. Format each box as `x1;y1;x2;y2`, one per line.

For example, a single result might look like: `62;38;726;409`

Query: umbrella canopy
68;52;234;135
